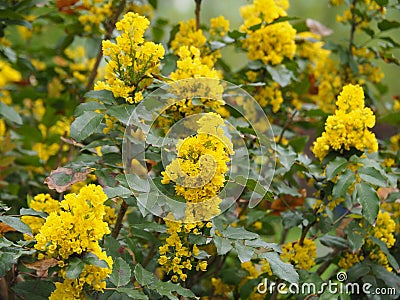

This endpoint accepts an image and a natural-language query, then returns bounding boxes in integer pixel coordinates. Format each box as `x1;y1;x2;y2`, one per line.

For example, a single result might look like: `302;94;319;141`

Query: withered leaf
44;167;91;193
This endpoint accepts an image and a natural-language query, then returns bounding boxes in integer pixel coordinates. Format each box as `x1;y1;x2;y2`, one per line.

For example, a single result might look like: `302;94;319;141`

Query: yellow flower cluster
371;211;396;248
313;84;378;160
49;247;113;299
240;0;296;65
339;211;396;271
64;46;96;84
156;46;226;129
78;0;113;33
211;277;234;297
210;16;230;37
253;82;284;113
35;184;110;258
95;12;164;103
338;252;364;269
281;238;317;270
171;17;229;68
158;219;211;282
162;113;234;220
333;0;385;30
296;32;342;112
0;59;21;87
21;194;60;237
33;185;112;298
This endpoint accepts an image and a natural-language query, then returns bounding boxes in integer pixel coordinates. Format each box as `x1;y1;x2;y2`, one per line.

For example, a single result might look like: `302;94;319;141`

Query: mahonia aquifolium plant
0;0;399;299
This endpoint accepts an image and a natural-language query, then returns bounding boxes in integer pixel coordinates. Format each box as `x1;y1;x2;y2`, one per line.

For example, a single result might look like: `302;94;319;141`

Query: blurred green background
155;0;400;109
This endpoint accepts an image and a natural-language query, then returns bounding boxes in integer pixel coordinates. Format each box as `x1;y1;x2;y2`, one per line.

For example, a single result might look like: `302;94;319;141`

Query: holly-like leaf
84;90;115;105
326;157;348;180
234;241;255;262
70;111;103;141
358;166;387;187
110;257;132;287
259;252;299;284
65;257;85;279
0;216;31;235
332;169;356;199
116;288;149;300
0;102;23;125
356;183;379;225
134;264;155;286
221;226;259;240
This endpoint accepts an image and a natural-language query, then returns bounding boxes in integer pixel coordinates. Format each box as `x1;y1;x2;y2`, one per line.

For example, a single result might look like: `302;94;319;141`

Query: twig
194;0;202;30
280;228;288;245
299;220;316;246
277;110;297;144
112;198;128;238
83;0;127;96
270;279;282;300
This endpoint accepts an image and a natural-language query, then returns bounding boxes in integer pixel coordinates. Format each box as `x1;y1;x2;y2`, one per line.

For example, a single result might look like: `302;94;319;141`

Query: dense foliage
0;0;399;299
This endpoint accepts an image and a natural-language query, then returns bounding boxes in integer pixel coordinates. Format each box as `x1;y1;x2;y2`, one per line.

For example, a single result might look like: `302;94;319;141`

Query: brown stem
194;0;202;30
299;220;316;246
280;228;288;245
270;279;282;300
112;199;128;238
83;0;127;96
277;110;297;144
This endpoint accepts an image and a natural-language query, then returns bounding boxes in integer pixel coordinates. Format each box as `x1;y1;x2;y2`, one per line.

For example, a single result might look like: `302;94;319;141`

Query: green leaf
234;175;274;201
84;90;115;105
319;235;348;249
347;263;370;282
116;288;149;300
326;157;348;180
221;226;259;240
234;241;255;262
148;0;158;9
228;30;246;39
260;252;299;283
74;102;106;117
19;208;47;218
104;186;132;198
374;0;388;5
134;264;155;286
358;166;387;187
378;20;400;31
107;105;134;125
65;257;85;279
110;257;132;287
347;226;364;252
83;253;110;269
266;65;295;87
332;169;356;199
70;111;103;142
12;280;54;300
372;264;400;294
369;236;399;272
153;281;196;300
356;183;379;225
0;102;23;125
214;236;233;255
0;215;32;234
0;251;18;277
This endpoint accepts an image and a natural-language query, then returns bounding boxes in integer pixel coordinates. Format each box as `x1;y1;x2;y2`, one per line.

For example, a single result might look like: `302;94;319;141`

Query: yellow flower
281;238;317;270
313;84;378;160
95;12;164;104
240;0;296;65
